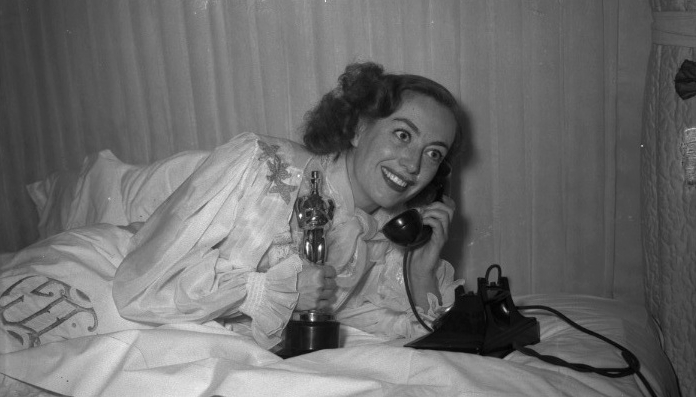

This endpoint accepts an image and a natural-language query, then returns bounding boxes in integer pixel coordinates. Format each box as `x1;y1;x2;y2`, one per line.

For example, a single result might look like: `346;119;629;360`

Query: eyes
394;129;411;142
392;129;446;163
426;148;444;162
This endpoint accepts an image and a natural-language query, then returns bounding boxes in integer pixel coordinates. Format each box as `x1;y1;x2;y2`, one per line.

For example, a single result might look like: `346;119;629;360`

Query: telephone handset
382;162;451;248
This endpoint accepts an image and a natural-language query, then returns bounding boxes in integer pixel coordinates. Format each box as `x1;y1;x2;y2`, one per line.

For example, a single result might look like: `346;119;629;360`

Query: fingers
318;265;337;298
315;300;331;311
323;264;336;278
316;266;337;310
419;196;455;244
322;276;337;291
296;263;338;312
441;195;456;212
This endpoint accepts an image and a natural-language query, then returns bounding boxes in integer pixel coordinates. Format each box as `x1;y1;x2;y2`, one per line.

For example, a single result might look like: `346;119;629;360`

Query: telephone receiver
382;162;451;248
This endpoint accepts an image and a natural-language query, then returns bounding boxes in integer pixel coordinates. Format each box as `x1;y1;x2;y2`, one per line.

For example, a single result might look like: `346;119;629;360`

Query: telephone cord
403;255;658;397
517;304;657;397
402;249;434;332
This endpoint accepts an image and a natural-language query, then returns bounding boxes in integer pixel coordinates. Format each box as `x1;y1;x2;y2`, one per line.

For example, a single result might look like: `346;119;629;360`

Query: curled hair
302;61;466;161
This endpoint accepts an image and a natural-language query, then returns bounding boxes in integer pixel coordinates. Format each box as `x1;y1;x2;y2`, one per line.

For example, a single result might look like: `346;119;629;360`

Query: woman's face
347;92;457;213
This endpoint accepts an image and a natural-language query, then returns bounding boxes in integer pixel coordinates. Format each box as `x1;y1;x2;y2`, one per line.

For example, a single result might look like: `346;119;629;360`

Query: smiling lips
382;167;413;192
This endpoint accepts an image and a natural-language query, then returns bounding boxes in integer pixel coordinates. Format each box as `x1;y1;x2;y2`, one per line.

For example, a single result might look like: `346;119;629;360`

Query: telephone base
405;329;484;354
405;266;540;358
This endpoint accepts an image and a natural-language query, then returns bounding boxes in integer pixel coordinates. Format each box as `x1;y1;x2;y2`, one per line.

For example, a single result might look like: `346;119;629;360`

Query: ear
351;120;367;148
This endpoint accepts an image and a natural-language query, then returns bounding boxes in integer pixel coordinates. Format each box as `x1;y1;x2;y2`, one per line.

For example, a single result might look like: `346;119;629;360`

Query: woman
112;61;467;350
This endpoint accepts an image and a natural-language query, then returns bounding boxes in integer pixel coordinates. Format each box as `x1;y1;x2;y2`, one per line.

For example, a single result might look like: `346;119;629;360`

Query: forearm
407;252;442;313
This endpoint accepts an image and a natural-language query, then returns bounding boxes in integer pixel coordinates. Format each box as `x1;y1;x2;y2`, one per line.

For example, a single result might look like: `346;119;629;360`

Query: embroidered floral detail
258;140;280;162
258;140;298;204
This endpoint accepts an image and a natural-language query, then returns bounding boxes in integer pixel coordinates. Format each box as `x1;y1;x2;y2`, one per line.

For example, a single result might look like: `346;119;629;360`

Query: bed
0;148;680;397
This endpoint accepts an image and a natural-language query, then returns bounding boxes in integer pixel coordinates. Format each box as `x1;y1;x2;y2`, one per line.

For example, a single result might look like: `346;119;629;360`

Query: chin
376;196;410;212
371;185;417;211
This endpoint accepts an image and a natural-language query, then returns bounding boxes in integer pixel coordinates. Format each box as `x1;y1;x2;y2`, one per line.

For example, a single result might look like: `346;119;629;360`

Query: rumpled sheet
2;142;680;395
0;294;679;397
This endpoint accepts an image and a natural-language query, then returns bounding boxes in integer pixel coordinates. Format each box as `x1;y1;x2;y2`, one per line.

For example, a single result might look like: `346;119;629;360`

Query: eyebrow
393;117;451;150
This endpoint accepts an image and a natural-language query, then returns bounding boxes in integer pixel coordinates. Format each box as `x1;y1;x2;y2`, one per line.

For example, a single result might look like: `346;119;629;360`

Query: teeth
383;169;407;187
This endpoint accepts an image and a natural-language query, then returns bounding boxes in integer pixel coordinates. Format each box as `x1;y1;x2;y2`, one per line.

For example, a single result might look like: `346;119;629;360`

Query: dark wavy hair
302;61;466;162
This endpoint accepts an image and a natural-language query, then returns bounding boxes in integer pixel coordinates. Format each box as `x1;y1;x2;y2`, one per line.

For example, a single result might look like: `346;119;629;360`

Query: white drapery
0;1;650;302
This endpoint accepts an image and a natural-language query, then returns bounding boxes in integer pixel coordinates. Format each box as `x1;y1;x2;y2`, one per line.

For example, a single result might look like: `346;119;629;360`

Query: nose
399;149;421;174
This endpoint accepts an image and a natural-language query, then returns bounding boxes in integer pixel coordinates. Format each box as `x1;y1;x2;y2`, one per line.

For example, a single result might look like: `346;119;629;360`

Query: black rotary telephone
382;167;657;396
382;166;541;358
382;161;452;248
404;265;540;357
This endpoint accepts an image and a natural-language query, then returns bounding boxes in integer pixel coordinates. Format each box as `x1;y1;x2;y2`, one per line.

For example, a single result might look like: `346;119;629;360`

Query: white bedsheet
0;294;679;397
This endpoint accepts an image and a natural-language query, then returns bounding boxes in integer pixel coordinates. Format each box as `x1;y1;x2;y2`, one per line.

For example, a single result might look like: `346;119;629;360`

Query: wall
0;0;652;303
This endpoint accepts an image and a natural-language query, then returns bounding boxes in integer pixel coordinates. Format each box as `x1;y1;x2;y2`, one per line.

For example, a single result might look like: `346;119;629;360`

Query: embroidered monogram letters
0;276;98;348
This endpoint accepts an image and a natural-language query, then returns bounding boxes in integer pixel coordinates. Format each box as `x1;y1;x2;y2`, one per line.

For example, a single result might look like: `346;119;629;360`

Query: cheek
415;167;439;189
357;146;389;169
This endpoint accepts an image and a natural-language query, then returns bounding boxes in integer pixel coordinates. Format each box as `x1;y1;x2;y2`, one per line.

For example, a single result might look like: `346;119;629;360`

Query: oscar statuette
278;171;340;358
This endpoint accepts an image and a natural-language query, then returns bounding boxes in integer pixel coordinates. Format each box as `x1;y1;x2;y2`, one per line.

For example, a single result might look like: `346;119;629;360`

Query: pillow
119;150;209;223
26;149;209;239
0;224;149;353
26;170;80;239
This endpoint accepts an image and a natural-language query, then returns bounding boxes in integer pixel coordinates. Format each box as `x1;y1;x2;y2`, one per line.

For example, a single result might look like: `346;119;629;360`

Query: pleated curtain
0;1;650;305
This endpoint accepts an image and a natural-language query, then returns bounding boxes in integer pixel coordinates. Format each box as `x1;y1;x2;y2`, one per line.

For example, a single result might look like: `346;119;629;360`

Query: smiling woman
300;61;466;319
346;93;456;213
108;61;468;351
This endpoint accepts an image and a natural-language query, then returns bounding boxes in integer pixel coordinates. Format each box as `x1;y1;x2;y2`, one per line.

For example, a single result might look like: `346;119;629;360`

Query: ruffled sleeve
335;245;465;339
113;133;311;348
239;254;302;348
